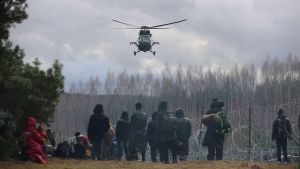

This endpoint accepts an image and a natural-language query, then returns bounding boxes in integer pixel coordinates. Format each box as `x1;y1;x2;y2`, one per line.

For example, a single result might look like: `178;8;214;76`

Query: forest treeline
53;55;300;160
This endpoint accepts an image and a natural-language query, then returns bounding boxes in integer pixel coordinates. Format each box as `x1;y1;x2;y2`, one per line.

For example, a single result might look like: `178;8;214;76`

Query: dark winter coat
23;116;48;164
176;117;192;143
147;120;158;144
203;107;225;147
88;113;110;142
116;119;131;140
130;111;148;152
272;115;291;141
157;111;179;143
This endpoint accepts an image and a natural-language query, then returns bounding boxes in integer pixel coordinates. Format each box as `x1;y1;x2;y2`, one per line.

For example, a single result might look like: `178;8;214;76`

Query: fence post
249;100;252;161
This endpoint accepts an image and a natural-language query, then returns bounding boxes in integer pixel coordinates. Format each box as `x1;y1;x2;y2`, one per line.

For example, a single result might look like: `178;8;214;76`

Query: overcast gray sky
10;0;300;85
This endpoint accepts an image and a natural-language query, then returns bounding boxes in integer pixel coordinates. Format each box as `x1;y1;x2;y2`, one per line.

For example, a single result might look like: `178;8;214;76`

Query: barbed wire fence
188;102;299;161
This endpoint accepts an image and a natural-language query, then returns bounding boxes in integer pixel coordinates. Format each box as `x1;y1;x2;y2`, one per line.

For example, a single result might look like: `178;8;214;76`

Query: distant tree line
53;55;300;160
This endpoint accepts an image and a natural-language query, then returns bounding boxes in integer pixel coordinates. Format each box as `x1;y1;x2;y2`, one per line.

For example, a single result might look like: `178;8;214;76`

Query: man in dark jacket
175;108;192;161
116;111;131;160
130;103;148;161
88;104;110;160
272;109;292;162
147;112;159;162
157;101;179;164
203;98;230;160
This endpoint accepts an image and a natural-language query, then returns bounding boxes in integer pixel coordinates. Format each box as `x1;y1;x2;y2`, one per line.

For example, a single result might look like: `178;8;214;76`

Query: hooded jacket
23;116;48;164
116;119;131;140
175;110;192;143
88;112;110;142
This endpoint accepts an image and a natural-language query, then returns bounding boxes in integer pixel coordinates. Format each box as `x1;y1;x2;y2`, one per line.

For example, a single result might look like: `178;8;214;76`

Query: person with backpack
272;109;292;163
130;103;148;161
175;108;192;161
88;104;110;160
116;111;131;160
156;101;179;164
147;111;159;162
203;98;231;160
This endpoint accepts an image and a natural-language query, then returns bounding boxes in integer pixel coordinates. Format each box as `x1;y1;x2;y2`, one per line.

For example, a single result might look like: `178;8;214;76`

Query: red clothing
23;116;48;164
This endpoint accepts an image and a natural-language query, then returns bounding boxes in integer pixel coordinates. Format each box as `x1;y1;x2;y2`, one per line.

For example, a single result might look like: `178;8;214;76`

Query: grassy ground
0;158;297;169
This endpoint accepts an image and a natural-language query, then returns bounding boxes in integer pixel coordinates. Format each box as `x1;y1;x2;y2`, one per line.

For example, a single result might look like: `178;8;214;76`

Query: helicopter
112;19;187;55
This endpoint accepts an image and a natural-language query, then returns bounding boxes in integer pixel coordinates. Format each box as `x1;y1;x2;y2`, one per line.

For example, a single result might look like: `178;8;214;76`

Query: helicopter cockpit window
139;35;150;42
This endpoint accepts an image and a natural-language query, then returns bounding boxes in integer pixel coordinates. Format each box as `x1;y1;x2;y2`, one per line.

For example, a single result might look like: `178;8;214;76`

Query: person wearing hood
175;108;192;161
116;111;131;160
156;100;179;164
272;109;292;163
22;116;48;164
203;98;230;160
88;104;110;160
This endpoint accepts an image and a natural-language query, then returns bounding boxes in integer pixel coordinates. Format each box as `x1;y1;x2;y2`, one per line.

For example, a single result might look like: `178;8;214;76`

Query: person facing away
203;98;231;161
175;108;192;161
102;123;114;160
147;111;159;162
88;104;110;160
116;111;131;160
272;109;292;163
130;102;148;161
22;116;48;164
156;100;179;164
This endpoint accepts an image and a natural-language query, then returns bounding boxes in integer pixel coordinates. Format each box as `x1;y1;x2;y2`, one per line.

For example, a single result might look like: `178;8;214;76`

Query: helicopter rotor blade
149;19;187;28
112;19;139;28
110;28;141;29
147;27;171;29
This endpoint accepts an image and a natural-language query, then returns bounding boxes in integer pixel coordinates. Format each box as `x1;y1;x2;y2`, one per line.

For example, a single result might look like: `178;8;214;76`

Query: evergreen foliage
0;0;64;160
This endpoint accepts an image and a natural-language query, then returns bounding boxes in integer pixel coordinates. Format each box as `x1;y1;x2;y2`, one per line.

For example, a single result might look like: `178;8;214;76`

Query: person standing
272;109;292;163
130;103;148;161
102;123;114;160
147;112;159;162
203;98;231;160
88;104;110;160
115;111;131;160
175;108;192;161
156;101;179;164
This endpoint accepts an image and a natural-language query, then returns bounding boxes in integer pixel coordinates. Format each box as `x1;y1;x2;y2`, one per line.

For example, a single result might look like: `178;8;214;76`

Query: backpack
215;110;231;135
131;112;147;130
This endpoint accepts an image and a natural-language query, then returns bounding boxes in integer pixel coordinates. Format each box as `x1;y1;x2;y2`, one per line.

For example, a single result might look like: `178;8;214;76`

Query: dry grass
0;158;297;169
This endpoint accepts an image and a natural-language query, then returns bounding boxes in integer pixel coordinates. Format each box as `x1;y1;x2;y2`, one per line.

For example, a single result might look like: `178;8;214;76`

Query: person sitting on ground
74;132;90;159
22;116;48;164
37;123;47;157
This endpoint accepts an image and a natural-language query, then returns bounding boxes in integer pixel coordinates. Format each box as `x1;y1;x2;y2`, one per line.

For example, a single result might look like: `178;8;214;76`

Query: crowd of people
19;99;297;164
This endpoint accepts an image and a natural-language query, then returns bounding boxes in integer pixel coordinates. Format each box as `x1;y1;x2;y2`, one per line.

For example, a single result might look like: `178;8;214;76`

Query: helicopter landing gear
130;42;137;46
149;51;156;55
152;42;160;46
133;50;140;55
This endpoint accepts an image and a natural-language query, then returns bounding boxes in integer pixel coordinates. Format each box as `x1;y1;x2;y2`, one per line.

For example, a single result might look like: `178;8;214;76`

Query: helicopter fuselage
112;18;187;55
138;35;152;52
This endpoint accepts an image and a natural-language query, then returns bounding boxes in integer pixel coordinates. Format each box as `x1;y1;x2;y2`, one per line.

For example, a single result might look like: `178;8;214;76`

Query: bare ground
0;158;297;169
